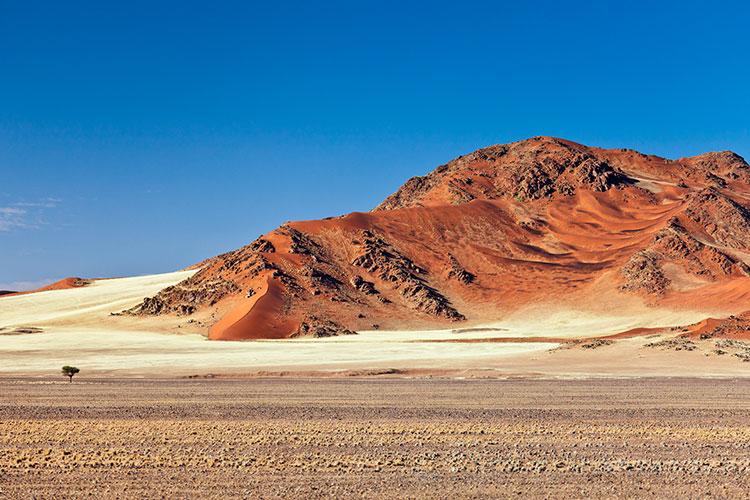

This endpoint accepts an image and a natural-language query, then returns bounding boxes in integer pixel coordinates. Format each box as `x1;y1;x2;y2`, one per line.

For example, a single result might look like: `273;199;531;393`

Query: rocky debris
711;338;750;362
620;251;670;295
446;182;476;205
375;172;443;210
301;265;341;289
352;230;427;278
685;151;750;184
652;219;749;279
706;172;727;188
620;215;750;297
684;188;750;249
715;338;750;350
557;182;575;196
352;230;464;320
557;338;615;350
279;225;325;259
644;337;697;351
126;278;240;316
514;154;630;200
398;281;465;320
580;339;614;349
447;255;475;284
61;278;91;288
350;275;379;295
574;158;631;192
192;244;277;284
291;316;356;338
249;237;275;253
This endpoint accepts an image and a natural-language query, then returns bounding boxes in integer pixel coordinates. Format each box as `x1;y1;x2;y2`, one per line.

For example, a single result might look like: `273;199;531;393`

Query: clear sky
1;1;749;290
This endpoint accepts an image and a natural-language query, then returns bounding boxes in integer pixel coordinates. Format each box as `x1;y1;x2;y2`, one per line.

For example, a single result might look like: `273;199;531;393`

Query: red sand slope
1;278;90;298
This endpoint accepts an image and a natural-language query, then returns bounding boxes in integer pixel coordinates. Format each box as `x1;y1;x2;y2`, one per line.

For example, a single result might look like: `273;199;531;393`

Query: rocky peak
375;137;633;210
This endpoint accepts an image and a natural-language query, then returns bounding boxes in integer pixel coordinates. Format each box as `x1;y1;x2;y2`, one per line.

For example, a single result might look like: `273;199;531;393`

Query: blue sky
1;1;749;289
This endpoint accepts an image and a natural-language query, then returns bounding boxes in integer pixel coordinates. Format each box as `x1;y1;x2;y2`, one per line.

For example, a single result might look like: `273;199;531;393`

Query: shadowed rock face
130;136;750;340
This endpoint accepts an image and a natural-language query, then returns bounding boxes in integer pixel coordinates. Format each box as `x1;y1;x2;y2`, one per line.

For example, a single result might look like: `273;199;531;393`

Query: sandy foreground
3;273;750;498
3;377;750;499
0;271;746;377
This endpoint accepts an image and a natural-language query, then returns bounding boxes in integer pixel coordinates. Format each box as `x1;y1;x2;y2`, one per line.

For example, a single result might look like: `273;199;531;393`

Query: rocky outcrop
446;255;475;284
249;238;275;253
684;189;750;249
127;278;240;316
376;174;444;210
620;251;670;296
684;151;750;184
301;265;341;290
352;230;464;320
376;137;633;208
653;220;749;279
350;275;379;295
280;225;324;259
292;316;356;338
620;215;750;296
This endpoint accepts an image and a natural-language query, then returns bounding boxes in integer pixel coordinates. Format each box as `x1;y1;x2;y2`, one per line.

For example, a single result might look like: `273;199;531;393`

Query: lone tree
61;366;80;383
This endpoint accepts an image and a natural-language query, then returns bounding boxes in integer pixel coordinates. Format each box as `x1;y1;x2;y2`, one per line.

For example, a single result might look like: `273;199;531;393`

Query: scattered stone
645;337;697;351
292;316;356;338
580;339;614;349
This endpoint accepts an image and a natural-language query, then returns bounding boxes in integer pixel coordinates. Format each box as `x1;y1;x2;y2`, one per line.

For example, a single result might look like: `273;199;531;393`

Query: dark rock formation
350;275;379;295
249;237;275;253
352;230;464;320
292;316;356;338
447;255;475;284
620;251;670;295
127;278;240;316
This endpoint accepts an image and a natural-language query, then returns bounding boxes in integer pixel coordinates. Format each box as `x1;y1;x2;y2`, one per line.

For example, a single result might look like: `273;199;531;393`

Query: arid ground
2;377;750;499
4;137;750;498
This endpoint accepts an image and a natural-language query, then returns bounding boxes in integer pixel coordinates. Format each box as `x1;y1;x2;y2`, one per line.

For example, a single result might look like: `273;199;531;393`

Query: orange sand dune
679;311;750;340
210;275;296;340
1;277;90;298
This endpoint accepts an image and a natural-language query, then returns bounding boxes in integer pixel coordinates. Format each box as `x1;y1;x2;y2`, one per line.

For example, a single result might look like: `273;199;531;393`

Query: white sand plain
0;271;733;377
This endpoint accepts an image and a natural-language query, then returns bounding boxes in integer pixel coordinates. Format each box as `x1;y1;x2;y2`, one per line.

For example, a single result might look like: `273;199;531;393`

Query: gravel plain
2;377;750;499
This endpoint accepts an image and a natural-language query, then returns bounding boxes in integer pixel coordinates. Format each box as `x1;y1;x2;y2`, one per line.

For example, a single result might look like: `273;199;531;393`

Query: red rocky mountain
127;137;750;340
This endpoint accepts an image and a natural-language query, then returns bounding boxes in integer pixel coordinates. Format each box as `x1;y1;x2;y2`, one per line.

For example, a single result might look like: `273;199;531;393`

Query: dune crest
0;277;91;298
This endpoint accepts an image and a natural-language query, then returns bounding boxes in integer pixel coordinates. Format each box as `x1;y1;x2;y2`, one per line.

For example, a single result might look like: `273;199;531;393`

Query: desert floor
1;272;748;377
3;377;750;499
